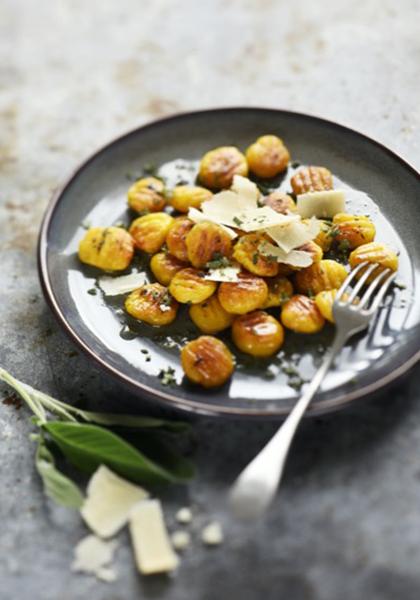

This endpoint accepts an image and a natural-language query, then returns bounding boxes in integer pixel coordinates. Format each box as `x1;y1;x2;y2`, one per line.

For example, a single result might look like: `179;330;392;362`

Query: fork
229;261;397;520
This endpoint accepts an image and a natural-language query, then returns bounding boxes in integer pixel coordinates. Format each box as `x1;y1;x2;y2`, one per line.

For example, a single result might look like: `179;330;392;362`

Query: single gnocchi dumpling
232;311;284;357
245;135;290;178
127;177;166;213
169;268;216;304
294;259;348;296
78;226;134;271
150;252;187;286
170;185;212;213
262;276;293;308
166;217;194;262
181;336;234;388
313;220;334;252
349;242;398;278
186;221;233;268
189;294;234;334
233;233;279;277
281;295;325;334
129;212;174;254
198;146;248;190
125;283;178;326
332;213;376;249
315;289;357;323
263;191;296;214
290;166;333;195
218;273;268;314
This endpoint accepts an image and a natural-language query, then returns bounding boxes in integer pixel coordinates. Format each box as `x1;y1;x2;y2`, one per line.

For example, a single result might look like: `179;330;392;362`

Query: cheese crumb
129;499;179;575
171;530;191;551
71;534;118;582
175;507;193;524
201;521;224;546
204;266;241;283
80;465;149;538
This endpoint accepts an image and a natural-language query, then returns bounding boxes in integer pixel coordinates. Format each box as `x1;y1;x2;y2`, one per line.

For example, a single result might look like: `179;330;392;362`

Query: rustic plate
38;108;420;418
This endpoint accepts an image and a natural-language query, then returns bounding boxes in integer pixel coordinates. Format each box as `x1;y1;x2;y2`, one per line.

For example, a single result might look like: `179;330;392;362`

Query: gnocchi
189;294;234;334
291;166;333;195
294;259;348;296
218;273;268;315
79;227;134;271
245;135;290;178
125;283;178;326
281;295;325;334
199;146;248;189
232;311;284;357
129;212;174;254
181;336;234;388
186;221;232;268
169;268;216;304
127;177;166;213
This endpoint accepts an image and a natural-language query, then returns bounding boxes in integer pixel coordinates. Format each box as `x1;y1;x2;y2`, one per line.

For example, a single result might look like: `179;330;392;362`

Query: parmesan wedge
259;241;313;268
204;266;241;282
98;272;148;296
71;534;118;582
231;174;260;204
80;465;149;538
129;499;179;575
265;217;320;252
296;190;345;218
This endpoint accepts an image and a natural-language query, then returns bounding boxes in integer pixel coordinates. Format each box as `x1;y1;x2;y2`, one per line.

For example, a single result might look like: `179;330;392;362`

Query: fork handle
230;330;348;519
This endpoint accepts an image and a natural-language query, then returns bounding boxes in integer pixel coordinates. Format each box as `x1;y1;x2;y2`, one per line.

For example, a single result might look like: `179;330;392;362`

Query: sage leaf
43;422;192;485
35;436;84;508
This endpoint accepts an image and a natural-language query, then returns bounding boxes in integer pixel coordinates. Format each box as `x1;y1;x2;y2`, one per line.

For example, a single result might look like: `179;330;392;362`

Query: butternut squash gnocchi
78;133;399;389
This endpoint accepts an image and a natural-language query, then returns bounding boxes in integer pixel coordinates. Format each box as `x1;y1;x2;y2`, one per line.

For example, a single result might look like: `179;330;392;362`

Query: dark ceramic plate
38;108;420;418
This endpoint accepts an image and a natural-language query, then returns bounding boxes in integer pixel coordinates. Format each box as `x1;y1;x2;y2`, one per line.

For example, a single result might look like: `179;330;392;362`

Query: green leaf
43;422;193;485
74;410;191;433
35;437;84;508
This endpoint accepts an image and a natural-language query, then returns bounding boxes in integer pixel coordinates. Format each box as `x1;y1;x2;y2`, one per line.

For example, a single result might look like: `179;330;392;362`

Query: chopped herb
252;252;259;265
113;221;125;229
158;367;177;386
206;254;232;270
87;288;97;296
146;356;151;362
140;349;149;354
233;216;243;227
327;225;340;239
393;281;406;290
291;161;301;169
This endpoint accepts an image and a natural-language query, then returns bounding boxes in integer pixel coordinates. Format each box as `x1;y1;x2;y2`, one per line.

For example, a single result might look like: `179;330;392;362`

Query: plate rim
37;106;420;418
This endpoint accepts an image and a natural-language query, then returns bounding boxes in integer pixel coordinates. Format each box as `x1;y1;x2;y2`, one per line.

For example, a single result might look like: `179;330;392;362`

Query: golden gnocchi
166;217;194;262
78;227;134;271
199;146;248;189
291;166;333;195
189;294;234;334
170;185;212;213
245;135;290;178
294;259;348;296
218;273;268;315
181;336;234;388
129;212;174;254
186;221;232;268
332;213;376;249
232;311;284;357
150;252;187;286
127;177;166;213
125;283;178;326
281;295;325;334
233;233;279;277
169;268;216;304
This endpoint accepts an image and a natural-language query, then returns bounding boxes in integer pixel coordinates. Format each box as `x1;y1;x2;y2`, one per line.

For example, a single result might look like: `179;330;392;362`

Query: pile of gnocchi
78;135;398;389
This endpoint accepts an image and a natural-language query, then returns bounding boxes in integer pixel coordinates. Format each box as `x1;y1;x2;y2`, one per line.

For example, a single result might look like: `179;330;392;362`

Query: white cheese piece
171;530;191;551
80;465;149;538
296;190;346;218
71;534;118;582
231;174;260;204
265;217;320;252
98;272;148;296
259;241;313;268
175;507;193;524
201;522;224;546
129;499;179;575
188;208;238;239
236;207;298;232
204;266;241;282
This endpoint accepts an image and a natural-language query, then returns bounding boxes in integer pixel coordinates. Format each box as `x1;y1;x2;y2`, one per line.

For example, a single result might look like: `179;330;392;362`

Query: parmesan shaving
188;207;238;239
71;534;118;582
236;207;298;232
265;217;320;252
98;272;148;296
259;241;313;268
80;465;149;538
231;174;260;204
129;499;179;575
204;266;241;282
296;190;345;218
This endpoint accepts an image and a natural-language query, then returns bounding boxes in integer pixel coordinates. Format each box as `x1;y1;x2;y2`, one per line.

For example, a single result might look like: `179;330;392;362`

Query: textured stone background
1;1;420;598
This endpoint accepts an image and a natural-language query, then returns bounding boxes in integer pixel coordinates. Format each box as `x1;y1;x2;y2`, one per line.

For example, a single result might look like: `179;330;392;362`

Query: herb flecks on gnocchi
78;133;399;389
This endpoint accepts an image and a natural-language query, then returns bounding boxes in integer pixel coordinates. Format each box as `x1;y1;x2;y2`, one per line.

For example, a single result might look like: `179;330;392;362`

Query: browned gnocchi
294;259;348;296
127;177;166;213
186;221;233;268
218;273;268;315
189;294;234;334
79;226;134;271
232;311;284;357
169;267;216;304
199;146;248;189
281;295;325;334
332;213;376;249
170;185;212;213
181;336;234;388
166;217;194;262
233;233;279;277
263;191;297;214
245;135;290;178
349;242;398;278
291;166;333;195
125;283;178;326
150;252;187;286
129;212;174;254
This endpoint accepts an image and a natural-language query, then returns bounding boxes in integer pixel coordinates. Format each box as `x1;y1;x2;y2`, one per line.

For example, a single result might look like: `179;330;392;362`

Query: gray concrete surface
1;0;420;598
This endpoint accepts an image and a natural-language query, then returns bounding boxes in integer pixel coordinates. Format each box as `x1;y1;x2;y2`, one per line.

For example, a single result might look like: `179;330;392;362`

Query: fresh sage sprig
0;367;195;505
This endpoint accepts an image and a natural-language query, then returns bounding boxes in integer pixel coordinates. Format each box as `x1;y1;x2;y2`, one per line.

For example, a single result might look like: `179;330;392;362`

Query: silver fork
229;261;397;520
